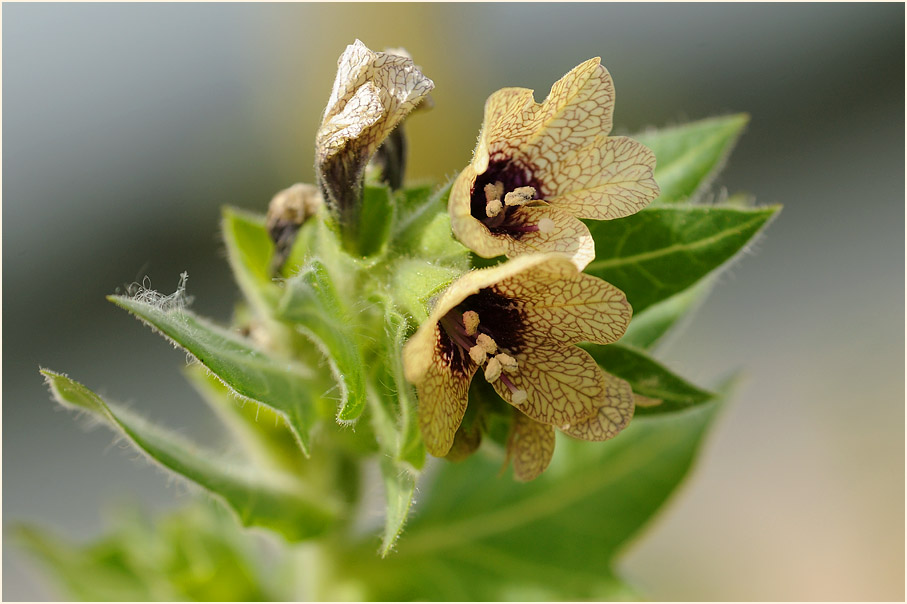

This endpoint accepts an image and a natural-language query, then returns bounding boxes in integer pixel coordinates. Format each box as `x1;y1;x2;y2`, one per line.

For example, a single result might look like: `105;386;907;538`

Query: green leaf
184;365;305;475
408;211;471;269
380;308;425;470
377;457;417;557
634;114;748;203
391;258;464;324
583;343;714;415
368;307;424;555
277;260;367;422
348;384;734;600
393;182;436;231
40;370;339;541
391;181;454;253
585;204;780;314
621;279;712;350
221;207;281;317
108;293;327;456
16;502;287;601
354;184;395;257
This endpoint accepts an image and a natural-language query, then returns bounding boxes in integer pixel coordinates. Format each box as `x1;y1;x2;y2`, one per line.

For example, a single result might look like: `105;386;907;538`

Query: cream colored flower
315;40;433;220
402;254;634;475
449;58;659;268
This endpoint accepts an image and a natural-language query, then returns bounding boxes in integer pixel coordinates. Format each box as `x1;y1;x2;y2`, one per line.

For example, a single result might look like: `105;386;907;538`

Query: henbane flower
402;254;634;477
449;58;659;268
315;40;433;226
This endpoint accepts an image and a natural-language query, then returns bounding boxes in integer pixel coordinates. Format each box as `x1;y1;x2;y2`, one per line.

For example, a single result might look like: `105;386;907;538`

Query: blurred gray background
4;3;903;600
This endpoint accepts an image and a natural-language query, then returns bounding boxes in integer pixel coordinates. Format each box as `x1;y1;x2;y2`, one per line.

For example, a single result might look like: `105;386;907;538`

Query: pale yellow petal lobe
483;58;614;160
412;330;477;457
494;259;632;344
508;412;556;482
492;341;606;427
403;320;477;457
498;206;596;270
543;136;659;220
561;371;634;441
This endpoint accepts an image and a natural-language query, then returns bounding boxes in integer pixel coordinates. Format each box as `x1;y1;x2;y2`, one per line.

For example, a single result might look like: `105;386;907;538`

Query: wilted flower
315;40;433;226
449;58;659;268
403;254;634;479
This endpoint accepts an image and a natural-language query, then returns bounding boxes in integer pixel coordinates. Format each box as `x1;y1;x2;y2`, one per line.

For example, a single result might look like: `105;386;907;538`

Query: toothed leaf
583;343;715;414
586;204;780;313
634;114;749;204
184;365;304;475
108;294;325;456
277;260;367;422
40;370;338;541
621;279;712;350
351;383;735;600
222;207;281;317
369;307;424;555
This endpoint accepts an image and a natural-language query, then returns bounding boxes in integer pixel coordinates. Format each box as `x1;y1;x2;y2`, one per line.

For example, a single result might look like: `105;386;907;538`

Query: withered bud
315;40;433;227
265;183;323;274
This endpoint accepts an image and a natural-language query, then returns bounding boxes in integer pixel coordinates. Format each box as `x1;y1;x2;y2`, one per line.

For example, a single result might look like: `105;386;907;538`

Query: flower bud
315;40;433;235
265;183;323;274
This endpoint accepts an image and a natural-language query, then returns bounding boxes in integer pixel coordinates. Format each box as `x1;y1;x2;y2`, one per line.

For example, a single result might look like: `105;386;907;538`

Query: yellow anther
503;186;536;207
468;344;487;365
512;389;528;405
462;310;480;336
484;356;502;382
495;353;518;373
476;333;497;354
484;182;502;203
486;198;503;218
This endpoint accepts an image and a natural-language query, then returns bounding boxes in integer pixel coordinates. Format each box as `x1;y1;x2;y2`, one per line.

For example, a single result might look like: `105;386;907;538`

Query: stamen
495;353;518;373
485;198;503;218
505;223;540;234
538;217;555;233
484;356;502;382
498;373;527;405
468;345;487;365
476;333;497;354
484;182;502;203
462;310;480;336
440;316;476;351
503;186;537;207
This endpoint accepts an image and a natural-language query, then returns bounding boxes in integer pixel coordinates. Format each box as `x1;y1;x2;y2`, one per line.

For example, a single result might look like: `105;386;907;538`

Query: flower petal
497;206;595;269
404;324;478;456
418;254;572;333
482;58;614;161
316;40;434;215
507;411;556;482
540;135;659;220
491;340;607;428
448;164;509;259
561;370;634;441
446;420;483;462
478;87;535;165
495;259;632;345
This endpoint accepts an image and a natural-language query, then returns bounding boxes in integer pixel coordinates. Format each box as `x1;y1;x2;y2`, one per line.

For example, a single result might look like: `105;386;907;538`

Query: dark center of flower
470;159;552;238
437;287;529;404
